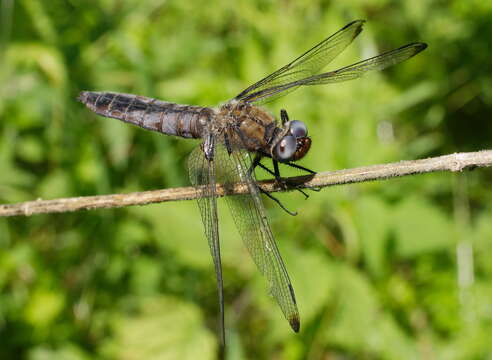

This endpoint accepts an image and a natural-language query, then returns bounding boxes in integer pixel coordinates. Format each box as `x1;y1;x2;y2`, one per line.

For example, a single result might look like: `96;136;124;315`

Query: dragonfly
78;20;427;343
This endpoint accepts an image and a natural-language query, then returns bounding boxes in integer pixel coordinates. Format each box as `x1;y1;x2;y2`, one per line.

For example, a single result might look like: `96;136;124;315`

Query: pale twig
1;150;491;218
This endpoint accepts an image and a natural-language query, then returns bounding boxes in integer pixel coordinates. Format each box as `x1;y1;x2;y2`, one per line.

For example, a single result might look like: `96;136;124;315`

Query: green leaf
354;195;391;277
24;289;65;328
104;296;216;359
392;195;455;257
325;265;417;359
28;344;90;360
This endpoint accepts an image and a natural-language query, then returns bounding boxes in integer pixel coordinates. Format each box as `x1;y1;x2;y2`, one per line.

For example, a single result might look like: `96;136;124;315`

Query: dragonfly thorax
218;102;311;162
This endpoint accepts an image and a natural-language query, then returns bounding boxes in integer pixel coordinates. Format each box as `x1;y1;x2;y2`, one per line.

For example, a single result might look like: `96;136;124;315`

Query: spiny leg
223;133;233;155
282;161;321;192
247;153;262;177
280;109;289;125
260;189;297;216
283;161;316;174
272;160;311;198
248;154;297;216
257;159;311;199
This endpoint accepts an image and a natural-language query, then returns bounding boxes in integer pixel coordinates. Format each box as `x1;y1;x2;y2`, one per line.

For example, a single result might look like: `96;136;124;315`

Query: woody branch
0;150;491;217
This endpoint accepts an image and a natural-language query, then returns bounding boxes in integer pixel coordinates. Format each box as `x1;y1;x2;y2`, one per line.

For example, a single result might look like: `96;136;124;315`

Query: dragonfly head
271;120;311;162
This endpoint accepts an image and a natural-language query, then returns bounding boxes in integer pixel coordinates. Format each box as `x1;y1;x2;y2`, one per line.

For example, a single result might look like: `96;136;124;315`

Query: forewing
243;42;427;101
188;144;226;344
301;42;427;85
213;145;300;332
234;20;365;104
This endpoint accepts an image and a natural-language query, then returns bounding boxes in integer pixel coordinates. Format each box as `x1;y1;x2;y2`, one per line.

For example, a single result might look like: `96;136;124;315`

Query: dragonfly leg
248;155;297;216
268;160;320;194
259;187;297;216
247;153;262;176
280;109;289;125
283;161;321;192
255;160;310;199
223;133;233;155
284;161;316;174
272;161;312;198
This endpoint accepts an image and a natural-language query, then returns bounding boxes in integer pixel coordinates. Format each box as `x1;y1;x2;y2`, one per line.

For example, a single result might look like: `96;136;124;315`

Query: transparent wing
212;145;300;332
234;20;365;104
188;144;226;344
241;42;427;103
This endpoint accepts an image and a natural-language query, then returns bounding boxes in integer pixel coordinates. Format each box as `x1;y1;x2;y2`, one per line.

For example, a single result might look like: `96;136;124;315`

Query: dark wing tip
346;19;366;27
405;42;428;58
416;42;428;52
345;19;366;40
405;42;428;53
289;316;300;333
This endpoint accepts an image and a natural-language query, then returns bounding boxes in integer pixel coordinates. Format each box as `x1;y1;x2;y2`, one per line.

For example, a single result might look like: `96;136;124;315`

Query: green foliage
1;0;492;358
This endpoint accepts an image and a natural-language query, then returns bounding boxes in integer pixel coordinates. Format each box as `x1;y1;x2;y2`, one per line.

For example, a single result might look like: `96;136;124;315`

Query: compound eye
289;120;308;138
273;135;297;161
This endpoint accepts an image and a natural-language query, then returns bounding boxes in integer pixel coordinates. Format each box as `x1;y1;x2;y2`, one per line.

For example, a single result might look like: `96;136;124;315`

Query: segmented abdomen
78;91;213;139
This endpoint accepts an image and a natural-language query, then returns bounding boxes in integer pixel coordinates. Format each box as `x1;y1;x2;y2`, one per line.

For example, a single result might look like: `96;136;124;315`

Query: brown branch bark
1;150;491;217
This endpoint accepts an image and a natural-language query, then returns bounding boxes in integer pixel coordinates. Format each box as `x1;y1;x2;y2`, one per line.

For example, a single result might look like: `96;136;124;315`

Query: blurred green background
1;0;492;359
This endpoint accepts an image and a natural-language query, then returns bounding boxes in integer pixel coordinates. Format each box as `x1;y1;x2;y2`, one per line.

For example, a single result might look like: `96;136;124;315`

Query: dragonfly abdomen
78;91;212;139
